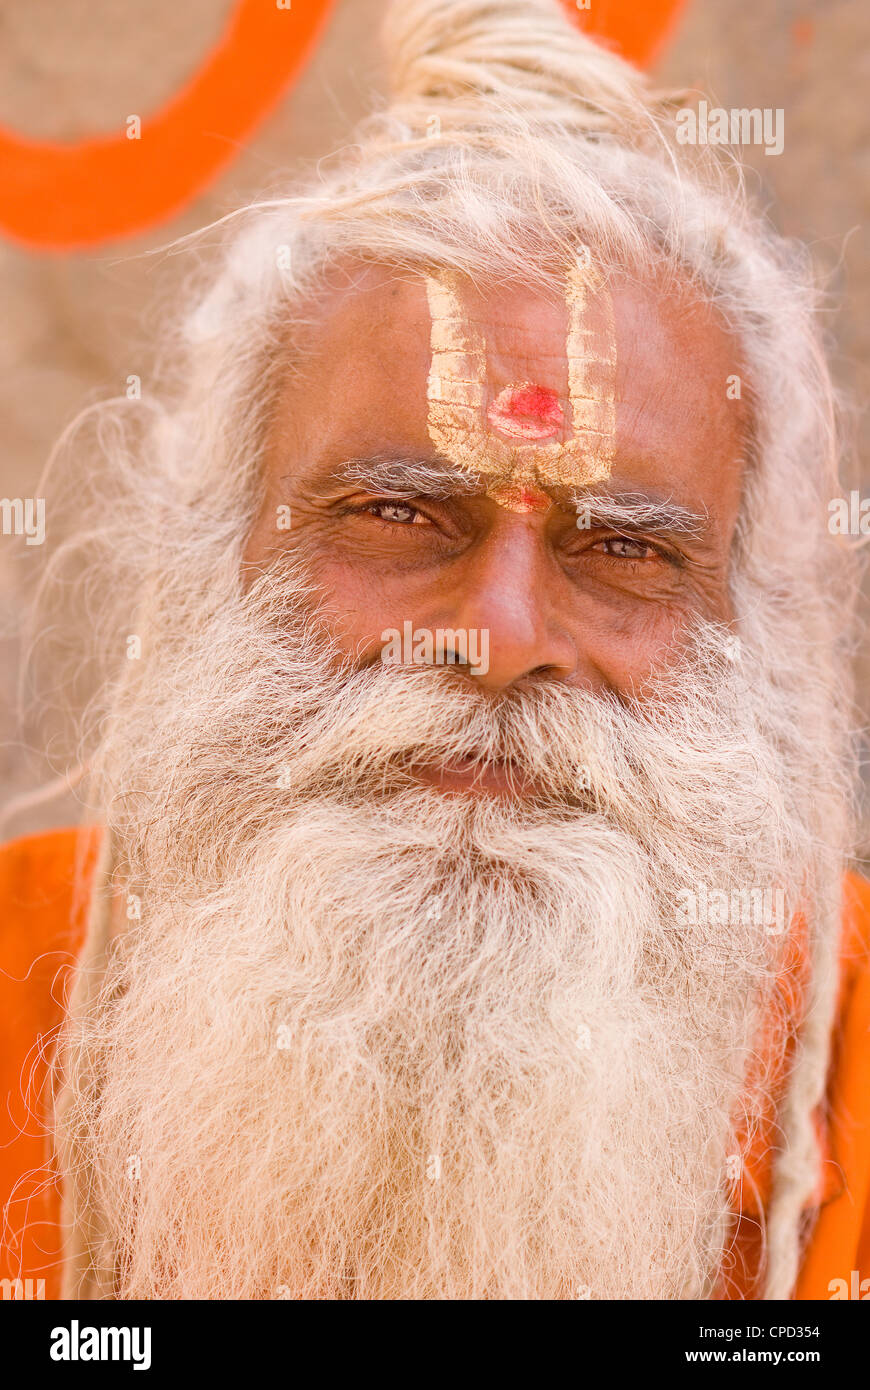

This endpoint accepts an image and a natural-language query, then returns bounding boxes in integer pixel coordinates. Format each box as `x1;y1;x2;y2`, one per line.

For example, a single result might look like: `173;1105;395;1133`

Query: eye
365;500;428;526
597;535;656;560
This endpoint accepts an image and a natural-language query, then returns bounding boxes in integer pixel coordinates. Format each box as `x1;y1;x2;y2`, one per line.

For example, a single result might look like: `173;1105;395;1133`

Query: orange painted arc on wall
0;0;339;251
0;0;688;251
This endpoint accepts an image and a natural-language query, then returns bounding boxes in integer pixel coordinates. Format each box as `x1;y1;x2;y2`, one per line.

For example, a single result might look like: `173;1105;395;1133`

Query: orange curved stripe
0;0;337;251
567;0;690;68
0;0;687;252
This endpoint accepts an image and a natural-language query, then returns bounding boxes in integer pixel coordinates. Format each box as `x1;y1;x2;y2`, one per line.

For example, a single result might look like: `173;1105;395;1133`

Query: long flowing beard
59;567;815;1299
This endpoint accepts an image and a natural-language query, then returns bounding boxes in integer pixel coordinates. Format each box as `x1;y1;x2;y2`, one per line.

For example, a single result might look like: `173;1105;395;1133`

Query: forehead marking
425;261;617;511
487;383;563;441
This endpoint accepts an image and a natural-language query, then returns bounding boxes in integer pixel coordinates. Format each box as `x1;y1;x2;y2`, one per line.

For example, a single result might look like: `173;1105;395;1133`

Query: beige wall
1;0;867;835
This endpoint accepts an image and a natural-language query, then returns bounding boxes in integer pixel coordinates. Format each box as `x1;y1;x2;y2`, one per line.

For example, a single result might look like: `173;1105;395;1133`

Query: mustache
283;662;629;808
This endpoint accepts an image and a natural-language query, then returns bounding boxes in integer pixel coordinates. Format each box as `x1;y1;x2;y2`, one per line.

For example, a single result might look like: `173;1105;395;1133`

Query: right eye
364;501;429;526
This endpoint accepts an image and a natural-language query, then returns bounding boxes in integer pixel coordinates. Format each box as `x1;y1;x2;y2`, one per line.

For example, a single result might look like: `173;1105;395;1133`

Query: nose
446;516;579;692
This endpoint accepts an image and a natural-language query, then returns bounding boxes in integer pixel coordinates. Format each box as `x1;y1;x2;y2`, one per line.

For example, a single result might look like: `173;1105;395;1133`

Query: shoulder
0;825;101;1297
0;824;100;967
791;871;870;1298
0;825;102;1100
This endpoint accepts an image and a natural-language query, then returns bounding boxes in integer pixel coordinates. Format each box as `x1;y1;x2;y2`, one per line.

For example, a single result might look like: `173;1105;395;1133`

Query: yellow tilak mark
425;261;617;511
564;261;617;481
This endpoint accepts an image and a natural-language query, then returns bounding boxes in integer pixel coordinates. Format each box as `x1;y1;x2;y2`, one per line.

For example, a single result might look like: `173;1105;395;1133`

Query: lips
486;382;564;441
408;756;537;797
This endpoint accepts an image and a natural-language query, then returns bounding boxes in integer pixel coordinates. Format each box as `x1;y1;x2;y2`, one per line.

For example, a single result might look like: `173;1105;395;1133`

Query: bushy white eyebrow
330;455;482;497
569;491;709;536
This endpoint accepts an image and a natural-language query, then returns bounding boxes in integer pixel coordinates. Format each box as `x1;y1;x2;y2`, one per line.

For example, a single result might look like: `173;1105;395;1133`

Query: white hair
24;0;860;1299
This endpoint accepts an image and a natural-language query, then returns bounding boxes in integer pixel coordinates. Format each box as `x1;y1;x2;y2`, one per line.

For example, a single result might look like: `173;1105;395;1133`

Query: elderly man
1;0;868;1302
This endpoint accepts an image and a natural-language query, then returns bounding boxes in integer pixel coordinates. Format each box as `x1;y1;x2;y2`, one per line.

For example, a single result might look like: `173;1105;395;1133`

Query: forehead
274;263;748;508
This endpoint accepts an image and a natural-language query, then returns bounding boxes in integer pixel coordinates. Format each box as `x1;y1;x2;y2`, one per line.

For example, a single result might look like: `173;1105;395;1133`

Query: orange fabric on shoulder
722;871;870;1300
0;826;101;1299
793;873;870;1299
1;827;869;1300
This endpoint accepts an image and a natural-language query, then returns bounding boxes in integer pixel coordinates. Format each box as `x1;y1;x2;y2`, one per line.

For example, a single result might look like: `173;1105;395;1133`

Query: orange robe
1;826;869;1300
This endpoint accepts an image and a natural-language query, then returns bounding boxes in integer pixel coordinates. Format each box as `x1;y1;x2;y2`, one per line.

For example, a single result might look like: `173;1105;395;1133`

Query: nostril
526;663;572;683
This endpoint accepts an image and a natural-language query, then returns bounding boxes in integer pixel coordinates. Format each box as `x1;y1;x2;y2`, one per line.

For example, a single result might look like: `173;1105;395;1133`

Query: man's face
244;263;747;788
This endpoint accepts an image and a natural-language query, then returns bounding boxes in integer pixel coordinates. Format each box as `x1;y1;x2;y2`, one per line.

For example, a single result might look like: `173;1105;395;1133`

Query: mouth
407;755;540;797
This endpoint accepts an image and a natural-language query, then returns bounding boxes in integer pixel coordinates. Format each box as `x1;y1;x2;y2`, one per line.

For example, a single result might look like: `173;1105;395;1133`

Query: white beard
58;567;814;1299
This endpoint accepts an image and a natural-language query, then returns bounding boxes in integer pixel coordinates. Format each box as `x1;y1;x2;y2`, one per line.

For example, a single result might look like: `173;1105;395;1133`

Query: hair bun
381;0;656;135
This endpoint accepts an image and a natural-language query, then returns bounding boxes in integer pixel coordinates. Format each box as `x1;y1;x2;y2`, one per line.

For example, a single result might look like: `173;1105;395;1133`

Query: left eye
599;536;654;559
367;501;427;525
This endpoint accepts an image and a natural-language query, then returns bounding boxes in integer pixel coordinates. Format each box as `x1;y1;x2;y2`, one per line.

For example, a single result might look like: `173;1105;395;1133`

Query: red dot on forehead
486;382;564;441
